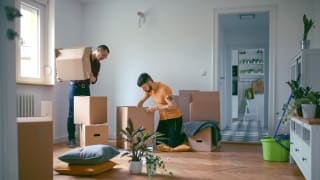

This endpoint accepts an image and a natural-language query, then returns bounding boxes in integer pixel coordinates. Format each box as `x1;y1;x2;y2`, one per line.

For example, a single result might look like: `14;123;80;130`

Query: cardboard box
173;95;179;106
80;124;108;147
18;120;53;180
117;106;154;149
189;91;220;122
188;127;213;152
253;80;264;94
178;90;200;122
173;94;180;111
56;47;92;80
74;96;107;124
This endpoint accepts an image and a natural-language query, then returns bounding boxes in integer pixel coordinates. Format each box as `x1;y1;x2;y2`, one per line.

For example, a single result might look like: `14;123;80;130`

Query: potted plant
4;6;22;40
145;153;173;177
301;14;315;49
283;80;312;122
284;80;320;120
286;80;312;115
120;118;165;174
307;91;320;118
297;92;318;118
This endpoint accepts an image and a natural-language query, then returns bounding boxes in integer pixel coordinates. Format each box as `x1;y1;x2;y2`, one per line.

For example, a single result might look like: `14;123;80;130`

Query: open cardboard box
178;90;200;122
116;106;154;149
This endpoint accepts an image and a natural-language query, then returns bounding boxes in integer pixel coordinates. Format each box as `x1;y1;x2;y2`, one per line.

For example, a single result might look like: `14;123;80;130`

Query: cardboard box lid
74;96;107;104
117;106;154;132
56;47;91;61
179;90;200;98
117;106;154;123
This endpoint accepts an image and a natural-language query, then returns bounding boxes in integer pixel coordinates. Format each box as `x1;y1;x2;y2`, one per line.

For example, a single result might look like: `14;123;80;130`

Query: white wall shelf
290;49;320;91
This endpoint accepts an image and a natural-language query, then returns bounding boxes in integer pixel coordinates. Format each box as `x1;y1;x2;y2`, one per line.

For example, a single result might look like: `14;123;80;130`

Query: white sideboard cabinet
290;117;320;180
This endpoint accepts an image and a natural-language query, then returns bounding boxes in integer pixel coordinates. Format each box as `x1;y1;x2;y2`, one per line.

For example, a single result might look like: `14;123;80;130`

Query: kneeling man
137;73;183;148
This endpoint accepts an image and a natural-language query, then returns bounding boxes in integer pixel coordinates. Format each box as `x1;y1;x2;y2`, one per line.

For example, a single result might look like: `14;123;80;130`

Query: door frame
213;5;277;134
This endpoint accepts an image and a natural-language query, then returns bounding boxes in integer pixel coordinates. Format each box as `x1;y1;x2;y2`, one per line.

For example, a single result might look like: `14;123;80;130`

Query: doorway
216;11;272;143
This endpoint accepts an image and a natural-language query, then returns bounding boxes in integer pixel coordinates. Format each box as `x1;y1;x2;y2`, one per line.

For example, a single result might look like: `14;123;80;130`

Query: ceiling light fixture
239;14;255;20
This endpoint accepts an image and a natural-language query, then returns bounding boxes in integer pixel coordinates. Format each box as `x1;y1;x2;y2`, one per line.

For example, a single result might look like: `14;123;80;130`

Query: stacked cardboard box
79;123;108;147
117;106;155;149
187;91;220;152
55;47;92;80
74;96;108;147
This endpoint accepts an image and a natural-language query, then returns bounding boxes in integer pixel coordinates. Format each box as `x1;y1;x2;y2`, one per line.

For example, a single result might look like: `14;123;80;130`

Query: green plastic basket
260;136;289;162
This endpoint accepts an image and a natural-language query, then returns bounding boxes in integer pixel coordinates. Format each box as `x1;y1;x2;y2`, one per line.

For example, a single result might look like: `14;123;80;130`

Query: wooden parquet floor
53;142;304;180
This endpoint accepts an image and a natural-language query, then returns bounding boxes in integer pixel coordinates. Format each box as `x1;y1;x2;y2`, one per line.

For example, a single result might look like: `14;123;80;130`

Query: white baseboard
109;134;116;139
53;134;116;144
54;136;68;144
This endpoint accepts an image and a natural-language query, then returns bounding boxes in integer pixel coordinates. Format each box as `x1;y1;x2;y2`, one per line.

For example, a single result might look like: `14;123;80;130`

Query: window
20;3;40;78
17;0;54;85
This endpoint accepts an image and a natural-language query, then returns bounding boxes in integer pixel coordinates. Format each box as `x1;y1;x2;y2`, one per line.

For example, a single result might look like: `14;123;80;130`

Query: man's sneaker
68;139;76;148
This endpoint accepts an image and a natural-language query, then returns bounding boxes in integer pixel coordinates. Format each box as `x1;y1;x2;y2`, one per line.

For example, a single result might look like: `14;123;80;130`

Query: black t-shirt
90;57;101;84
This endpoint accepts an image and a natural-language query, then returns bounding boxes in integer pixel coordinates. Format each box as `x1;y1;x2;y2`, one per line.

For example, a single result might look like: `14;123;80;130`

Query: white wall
274;0;315;122
54;0;83;141
0;0;316;176
77;0;319;138
17;0;84;142
312;0;320;48
0;0;18;179
51;0;320;140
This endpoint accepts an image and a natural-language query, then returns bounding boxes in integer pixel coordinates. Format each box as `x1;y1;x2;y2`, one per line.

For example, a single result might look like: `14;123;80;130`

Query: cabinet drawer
295;153;310;179
290;138;297;158
290;114;320;180
291;137;311;179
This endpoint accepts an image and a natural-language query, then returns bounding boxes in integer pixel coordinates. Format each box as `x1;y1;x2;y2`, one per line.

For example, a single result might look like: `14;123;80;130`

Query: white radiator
16;94;35;117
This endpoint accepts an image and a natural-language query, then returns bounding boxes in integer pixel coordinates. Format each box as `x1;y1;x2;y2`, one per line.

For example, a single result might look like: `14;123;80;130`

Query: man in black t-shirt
58;45;109;147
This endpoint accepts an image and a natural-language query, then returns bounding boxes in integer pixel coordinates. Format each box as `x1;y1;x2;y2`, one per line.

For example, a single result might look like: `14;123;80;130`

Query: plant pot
316;105;320;118
300;40;310;49
129;160;142;174
146;162;157;176
295;105;303;117
301;104;316;119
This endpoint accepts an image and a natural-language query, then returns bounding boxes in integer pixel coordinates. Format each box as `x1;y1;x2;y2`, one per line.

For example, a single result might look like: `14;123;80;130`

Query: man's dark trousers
67;80;90;141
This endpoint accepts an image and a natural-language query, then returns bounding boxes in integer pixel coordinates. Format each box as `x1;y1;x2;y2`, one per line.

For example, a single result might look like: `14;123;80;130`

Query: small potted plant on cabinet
286;80;311;115
285;80;319;120
297;92;318;118
301;14;315;49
